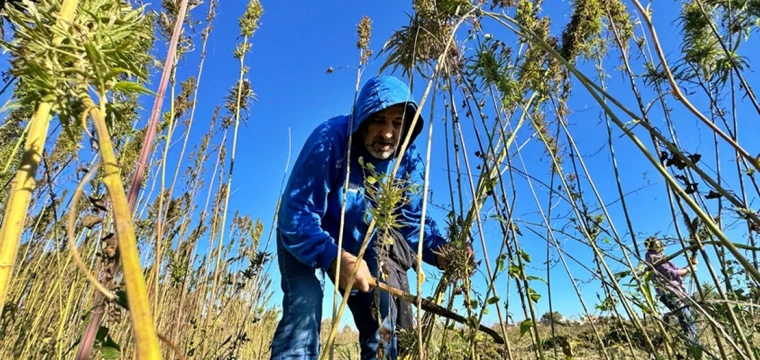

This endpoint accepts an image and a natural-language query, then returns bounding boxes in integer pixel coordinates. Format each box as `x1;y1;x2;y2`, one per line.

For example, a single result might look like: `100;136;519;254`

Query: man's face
363;104;407;160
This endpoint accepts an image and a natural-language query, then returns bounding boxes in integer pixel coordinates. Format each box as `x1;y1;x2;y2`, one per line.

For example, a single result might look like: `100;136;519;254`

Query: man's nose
380;123;394;138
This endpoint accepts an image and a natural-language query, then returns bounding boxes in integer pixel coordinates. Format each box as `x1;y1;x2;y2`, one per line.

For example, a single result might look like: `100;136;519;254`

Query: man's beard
365;138;397;160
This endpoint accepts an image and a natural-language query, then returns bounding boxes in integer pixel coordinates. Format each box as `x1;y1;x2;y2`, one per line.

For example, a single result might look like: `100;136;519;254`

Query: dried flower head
434;242;476;282
396;328;418;356
357;16;373;65
378;12;461;78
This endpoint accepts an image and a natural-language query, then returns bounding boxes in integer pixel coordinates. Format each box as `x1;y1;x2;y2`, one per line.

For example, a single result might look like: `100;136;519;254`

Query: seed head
240;0;263;37
434;243;476;282
357;16;373;65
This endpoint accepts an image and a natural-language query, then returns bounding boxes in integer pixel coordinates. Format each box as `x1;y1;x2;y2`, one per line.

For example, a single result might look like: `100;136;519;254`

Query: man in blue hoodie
269;76;458;359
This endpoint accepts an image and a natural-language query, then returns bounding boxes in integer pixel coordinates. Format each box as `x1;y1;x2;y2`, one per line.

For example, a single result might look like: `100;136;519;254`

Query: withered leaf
81;214;103;229
659;151;669;163
88;196;108;212
705;190;722;199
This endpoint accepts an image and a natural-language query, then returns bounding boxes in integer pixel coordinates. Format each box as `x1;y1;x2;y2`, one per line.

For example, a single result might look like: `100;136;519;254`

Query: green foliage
603;0;634;47
239;0;263;37
95;326;121;359
0;109;28;195
359;156;417;237
466;38;521;108
560;0;604;62
223;80;257;121
377;9;461;78
520;319;533;337
528;287;541;303
540;310;564;324
1;0;154;109
679;0;722;78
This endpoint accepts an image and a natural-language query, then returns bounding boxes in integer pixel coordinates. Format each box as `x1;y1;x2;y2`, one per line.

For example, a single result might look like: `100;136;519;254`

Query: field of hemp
1;0;759;359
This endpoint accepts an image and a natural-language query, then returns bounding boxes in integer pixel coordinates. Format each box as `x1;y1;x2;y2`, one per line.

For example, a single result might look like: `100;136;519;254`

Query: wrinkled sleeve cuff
318;242;341;274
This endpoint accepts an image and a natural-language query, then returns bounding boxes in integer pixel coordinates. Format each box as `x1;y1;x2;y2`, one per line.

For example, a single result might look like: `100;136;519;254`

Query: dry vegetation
1;0;759;359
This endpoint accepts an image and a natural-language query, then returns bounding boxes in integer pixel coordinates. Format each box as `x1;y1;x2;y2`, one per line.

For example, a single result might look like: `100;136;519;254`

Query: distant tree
540;311;564;325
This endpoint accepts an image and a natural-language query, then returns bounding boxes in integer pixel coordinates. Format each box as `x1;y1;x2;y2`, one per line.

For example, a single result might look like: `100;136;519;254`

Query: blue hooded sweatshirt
276;76;448;275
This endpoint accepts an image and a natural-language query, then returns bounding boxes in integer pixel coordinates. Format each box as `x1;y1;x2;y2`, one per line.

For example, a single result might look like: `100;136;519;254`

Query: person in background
644;236;700;345
269;75;470;360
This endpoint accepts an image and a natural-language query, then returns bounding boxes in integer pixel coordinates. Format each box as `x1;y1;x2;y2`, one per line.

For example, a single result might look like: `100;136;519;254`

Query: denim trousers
270;235;403;360
659;293;700;345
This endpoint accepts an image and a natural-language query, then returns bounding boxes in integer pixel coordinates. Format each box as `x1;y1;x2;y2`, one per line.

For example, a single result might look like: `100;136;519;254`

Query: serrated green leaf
113;81;155;95
508;264;521;278
496;254;507;272
84;42;104;67
520;250;531;263
103;67;132;82
519;319;533;337
688;345;703;360
529;288;541;303
526;275;547;284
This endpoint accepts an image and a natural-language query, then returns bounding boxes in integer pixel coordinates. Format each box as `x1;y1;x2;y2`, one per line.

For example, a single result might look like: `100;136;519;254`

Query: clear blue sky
5;0;758;330
161;0;760;328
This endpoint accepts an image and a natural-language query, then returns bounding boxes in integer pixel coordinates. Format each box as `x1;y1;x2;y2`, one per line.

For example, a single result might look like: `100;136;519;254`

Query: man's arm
678;255;698;277
396;146;449;267
277;125;340;273
655;257;691;279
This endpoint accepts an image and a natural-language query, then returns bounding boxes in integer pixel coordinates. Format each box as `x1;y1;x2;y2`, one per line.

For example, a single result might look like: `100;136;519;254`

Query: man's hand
680;255;698;277
435;242;475;270
329;251;374;293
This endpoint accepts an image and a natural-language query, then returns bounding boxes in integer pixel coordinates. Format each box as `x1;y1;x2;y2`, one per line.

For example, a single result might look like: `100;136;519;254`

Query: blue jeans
660;293;700;345
270;234;401;359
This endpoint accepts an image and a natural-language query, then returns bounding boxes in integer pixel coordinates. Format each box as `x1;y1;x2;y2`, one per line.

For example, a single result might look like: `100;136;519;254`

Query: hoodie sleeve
646;252;681;280
396;146;449;267
277;124;340;273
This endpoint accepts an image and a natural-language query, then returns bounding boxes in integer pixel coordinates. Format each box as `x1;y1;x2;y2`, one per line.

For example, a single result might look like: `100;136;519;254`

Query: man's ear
354;120;367;140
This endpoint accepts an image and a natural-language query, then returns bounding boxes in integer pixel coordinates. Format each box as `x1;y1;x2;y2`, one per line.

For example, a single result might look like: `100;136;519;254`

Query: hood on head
351;76;424;151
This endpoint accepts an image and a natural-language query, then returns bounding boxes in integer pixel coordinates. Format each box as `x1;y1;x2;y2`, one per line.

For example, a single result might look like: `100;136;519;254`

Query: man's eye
393;121;402;127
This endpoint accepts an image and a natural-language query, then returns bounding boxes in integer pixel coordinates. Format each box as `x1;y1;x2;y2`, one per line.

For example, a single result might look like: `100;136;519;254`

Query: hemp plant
358;155;420;358
200;0;262;356
0;0;164;358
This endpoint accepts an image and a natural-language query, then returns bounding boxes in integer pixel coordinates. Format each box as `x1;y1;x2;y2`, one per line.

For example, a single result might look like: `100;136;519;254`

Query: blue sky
5;0;759;332
157;0;760;328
